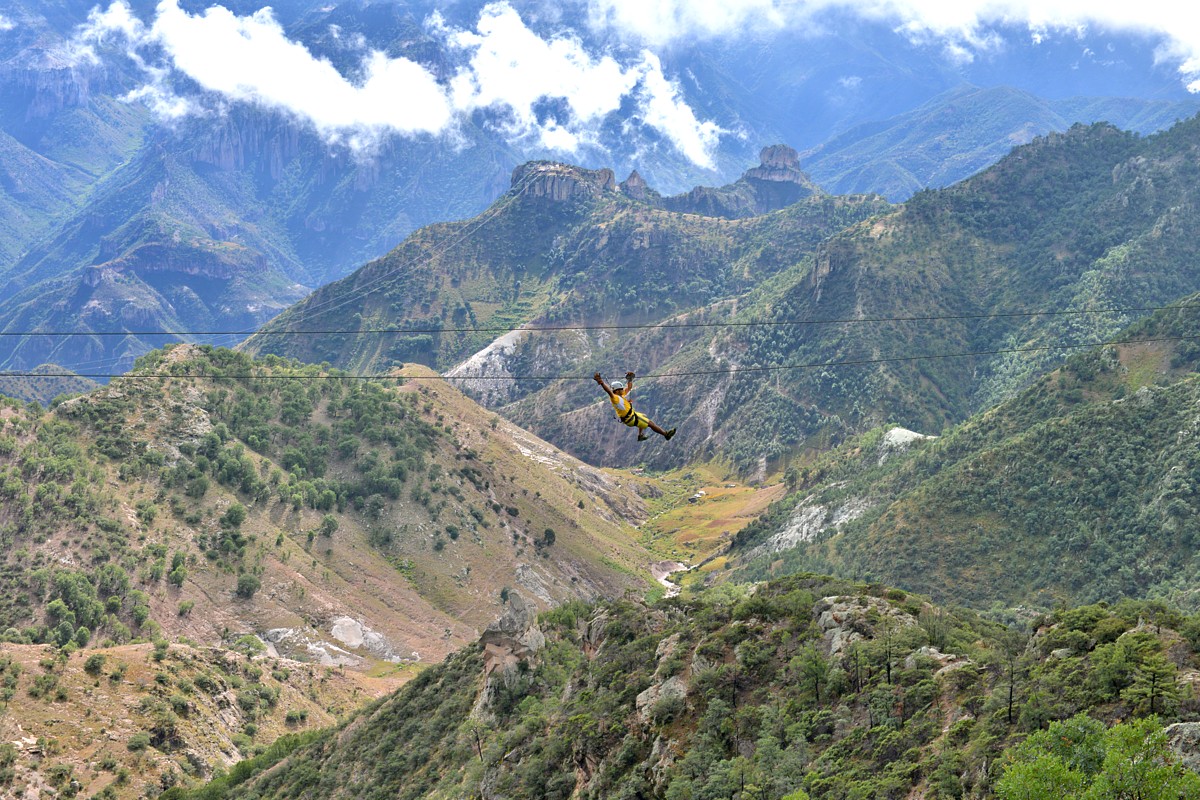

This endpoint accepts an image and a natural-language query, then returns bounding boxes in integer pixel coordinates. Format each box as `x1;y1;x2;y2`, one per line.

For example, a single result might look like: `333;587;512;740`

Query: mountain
727;301;1200;610
0;342;670;791
0;102;520;373
244;146;886;377
0;344;657;664
4;2;1200;377
0;364;96;405
484;114;1200;479
801;84;1200;201
159;574;1200;800
268;114;1200;479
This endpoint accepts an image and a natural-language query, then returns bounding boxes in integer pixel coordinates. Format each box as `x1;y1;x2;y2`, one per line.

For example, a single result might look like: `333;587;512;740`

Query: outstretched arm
594;372;614;398
624;371;635;398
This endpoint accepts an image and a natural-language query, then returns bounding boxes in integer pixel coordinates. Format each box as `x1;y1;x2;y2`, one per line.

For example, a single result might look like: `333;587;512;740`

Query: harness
611;394;639;425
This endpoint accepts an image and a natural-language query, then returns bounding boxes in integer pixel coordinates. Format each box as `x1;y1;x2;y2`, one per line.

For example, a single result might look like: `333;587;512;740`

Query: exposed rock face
474;592;546;717
635;675;687;723
511;161;617;202
745;145;805;182
3;59;91;119
878;426;936;465
192;112;307;180
480;592;546;678
620;170;656;202
815;595;918;656
1167;722;1200;774
745;492;871;560
660;143;820;218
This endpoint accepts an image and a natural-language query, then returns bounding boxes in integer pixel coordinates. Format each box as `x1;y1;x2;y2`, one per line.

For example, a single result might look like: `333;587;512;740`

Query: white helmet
610;380;625;391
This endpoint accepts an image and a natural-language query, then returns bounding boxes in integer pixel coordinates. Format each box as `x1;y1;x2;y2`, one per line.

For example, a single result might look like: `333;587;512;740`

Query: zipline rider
594;371;676;442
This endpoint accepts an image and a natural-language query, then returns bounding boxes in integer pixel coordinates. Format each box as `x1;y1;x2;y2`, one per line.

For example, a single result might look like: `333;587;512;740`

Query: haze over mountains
2;0;1200;373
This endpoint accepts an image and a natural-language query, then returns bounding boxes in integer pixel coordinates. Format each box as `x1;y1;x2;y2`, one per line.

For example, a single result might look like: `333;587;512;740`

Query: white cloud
445;3;721;165
64;0;722;165
0;15;15;32
446;3;639;150
586;0;786;44
149;1;453;138
586;0;1200;91
634;51;723;167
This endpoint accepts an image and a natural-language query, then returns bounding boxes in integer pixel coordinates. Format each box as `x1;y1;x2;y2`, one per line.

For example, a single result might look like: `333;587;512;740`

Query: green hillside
0;344;655;657
0;342;668;794
0;364;97;405
250;115;1200;480
503;115;1200;477
162;575;1200;800
729;301;1200;610
246;157;886;376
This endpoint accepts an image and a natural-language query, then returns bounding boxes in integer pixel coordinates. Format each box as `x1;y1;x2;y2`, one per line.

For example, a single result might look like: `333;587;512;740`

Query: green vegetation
167;576;1200;799
250;117;1200;479
996;715;1200;799
734;299;1200;610
0;344;446;647
249;169;888;388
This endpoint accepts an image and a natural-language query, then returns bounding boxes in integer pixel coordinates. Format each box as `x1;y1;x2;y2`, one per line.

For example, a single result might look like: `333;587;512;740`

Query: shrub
235;574;261;599
83;653;106;676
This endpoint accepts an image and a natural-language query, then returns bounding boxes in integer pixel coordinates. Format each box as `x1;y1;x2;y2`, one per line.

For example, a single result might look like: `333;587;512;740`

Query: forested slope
0;344;654;660
165;575;1200;800
730;301;1200;609
252;116;1200;478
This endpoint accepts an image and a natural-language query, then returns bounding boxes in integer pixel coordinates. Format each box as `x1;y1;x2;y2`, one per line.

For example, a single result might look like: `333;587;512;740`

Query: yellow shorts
622;412;650;429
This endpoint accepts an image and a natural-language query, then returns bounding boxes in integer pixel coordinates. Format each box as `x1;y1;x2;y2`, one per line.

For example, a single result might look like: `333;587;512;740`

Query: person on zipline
594;371;676;442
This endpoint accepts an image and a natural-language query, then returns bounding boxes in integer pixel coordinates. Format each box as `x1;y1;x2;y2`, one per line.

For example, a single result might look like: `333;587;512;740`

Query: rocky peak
620;170;654;201
744;144;805;184
659;143;820;219
510;161;617;202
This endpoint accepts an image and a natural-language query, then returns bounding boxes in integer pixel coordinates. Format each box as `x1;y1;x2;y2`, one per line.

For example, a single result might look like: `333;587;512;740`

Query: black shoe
664;428;676;441
637;432;648;441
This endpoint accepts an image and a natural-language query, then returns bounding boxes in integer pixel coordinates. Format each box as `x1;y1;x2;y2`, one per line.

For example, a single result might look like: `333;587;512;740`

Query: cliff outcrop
660;144;822;218
510;161;618;202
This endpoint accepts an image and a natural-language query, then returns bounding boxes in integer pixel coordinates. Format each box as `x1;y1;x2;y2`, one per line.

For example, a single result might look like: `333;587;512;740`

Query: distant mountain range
802;84;1200;200
1;0;1199;374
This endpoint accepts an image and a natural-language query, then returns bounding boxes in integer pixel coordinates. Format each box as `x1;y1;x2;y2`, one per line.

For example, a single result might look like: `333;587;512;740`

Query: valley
6;3;1200;796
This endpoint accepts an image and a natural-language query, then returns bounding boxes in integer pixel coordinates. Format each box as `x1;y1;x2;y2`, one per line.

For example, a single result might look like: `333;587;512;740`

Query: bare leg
647;420;667;436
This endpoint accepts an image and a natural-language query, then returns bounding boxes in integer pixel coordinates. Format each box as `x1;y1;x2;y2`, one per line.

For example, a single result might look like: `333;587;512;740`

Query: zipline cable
4;303;1199;339
4;333;1195;383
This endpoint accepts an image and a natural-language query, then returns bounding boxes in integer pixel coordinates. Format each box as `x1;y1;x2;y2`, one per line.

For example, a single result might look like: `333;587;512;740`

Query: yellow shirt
610;392;635;420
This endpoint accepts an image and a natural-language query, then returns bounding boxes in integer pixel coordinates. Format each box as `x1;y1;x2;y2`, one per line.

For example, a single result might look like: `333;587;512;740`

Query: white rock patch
878;426;935;465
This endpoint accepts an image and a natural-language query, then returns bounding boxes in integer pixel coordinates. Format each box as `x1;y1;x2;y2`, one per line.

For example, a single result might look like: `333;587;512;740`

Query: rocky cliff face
620;169;659;202
474;592;546;718
510;161;618;202
659;144;822;218
744;144;807;183
1;57;91;121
